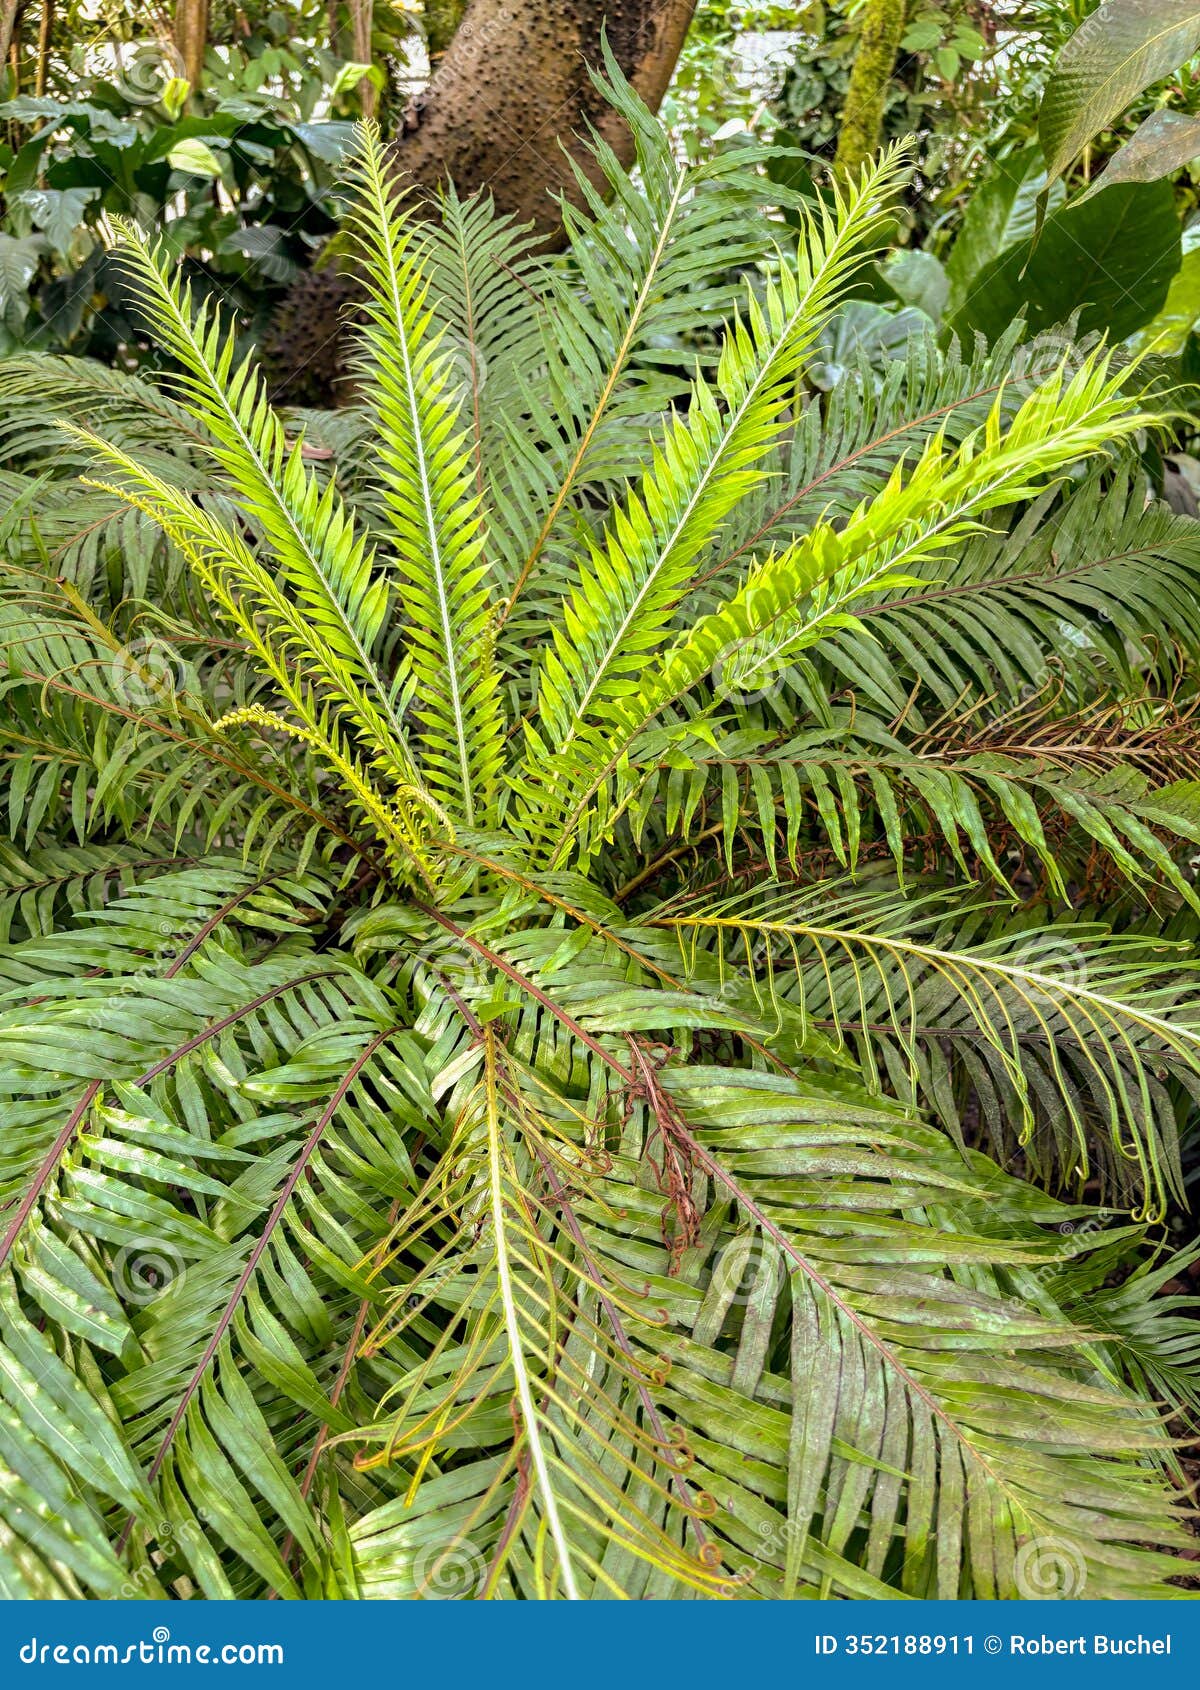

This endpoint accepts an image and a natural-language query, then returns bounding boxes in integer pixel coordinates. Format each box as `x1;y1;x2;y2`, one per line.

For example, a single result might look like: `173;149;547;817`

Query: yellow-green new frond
105;221;416;787
534;351;1155;868
346;124;506;830
75;441;442;883
516;146;912;831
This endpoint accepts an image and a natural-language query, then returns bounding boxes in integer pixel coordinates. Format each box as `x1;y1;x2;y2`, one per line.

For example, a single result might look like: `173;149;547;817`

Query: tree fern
1;83;1199;1601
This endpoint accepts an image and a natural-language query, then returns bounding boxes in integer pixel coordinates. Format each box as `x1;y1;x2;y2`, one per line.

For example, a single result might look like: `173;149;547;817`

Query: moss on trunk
834;0;906;176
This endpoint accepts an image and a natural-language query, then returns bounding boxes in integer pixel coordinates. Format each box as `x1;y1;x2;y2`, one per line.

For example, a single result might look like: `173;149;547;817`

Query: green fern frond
104;224;420;792
68;444;438;882
639;709;1200;903
345;125;506;829
498;45;813;624
648;877;1200;1215
532;352;1155;869
516;146;913;853
821;465;1200;720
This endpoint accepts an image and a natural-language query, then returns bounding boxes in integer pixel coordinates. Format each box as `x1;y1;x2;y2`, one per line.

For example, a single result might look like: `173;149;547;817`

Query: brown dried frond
915;679;1200;786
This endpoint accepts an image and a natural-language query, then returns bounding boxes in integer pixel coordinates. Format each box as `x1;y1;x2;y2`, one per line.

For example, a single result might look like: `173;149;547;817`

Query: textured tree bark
34;0;52;95
833;0;906;176
392;0;698;237
0;0;21;70
173;0;209;92
266;0;699;401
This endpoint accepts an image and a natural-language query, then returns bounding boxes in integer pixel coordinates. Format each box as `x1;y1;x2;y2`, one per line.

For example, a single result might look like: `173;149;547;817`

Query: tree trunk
0;0;21;71
266;0;698;402
34;0;52;96
833;0;906;177
393;0;698;237
349;0;375;117
173;0;209;93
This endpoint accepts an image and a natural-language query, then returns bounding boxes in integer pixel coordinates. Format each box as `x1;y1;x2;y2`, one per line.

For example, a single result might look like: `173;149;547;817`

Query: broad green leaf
949;180;1181;343
1079;107;1200;200
1040;0;1200;186
11;188;97;258
943;147;1065;316
166;138;224;178
881;249;948;323
1128;227;1200;350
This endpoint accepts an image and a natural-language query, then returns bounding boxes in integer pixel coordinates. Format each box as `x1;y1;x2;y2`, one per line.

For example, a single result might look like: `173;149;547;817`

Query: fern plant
3;65;1200;1600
